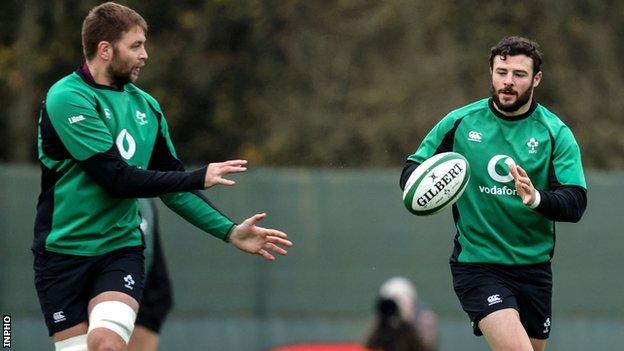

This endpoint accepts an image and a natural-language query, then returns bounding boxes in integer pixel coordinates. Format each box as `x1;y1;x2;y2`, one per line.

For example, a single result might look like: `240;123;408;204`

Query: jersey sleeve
551;126;587;188
149;113;237;241
45;89;113;161
407;113;460;164
532;124;587;222
161;191;236;241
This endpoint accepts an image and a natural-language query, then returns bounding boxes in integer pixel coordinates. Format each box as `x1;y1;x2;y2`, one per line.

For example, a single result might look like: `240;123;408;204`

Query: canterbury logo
468;131;482;142
52;311;66;323
487;294;502;305
116;129;136;160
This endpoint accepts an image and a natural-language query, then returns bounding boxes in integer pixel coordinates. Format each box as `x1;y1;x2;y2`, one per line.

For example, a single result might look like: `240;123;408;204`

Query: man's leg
128;325;160;351
87;291;139;351
479;308;533;351
52;323;88;351
34;250;92;351
85;245;144;351
529;338;546;351
52;323;88;342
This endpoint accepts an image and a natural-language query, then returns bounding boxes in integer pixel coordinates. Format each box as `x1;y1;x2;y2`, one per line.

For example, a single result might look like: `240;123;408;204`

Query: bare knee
87;298;137;351
479;309;533;351
87;328;126;351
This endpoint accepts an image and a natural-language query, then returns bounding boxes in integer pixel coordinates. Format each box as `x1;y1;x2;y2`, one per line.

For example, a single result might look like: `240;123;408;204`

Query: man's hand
204;160;247;188
229;213;292;261
509;164;536;206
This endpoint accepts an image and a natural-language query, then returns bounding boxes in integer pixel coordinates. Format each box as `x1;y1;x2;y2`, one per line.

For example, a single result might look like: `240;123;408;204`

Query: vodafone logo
116;129;136;160
487;155;516;183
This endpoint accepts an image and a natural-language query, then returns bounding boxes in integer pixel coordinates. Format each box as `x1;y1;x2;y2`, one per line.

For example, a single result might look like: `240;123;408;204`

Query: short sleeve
552;126;586;188
408;113;459;163
158;115;180;159
45;89;113;161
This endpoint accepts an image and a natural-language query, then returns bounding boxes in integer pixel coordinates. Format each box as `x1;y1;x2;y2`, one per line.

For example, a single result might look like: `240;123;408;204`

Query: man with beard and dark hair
400;36;587;351
34;2;292;351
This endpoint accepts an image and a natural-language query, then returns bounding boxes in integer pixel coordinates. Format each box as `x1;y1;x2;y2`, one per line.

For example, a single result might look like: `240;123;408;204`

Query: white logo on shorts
52;311;66;323
543;317;551;333
487;294;502;306
124;274;135;290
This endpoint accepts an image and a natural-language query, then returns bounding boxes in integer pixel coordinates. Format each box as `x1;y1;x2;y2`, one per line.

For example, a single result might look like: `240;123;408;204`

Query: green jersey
407;98;586;265
34;67;235;256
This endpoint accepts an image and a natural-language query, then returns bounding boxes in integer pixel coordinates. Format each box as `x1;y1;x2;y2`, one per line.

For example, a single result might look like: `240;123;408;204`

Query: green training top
408;98;586;265
34;67;235;256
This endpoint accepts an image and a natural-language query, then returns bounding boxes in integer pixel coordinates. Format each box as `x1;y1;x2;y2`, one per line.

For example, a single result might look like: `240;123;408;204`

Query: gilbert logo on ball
403;152;470;216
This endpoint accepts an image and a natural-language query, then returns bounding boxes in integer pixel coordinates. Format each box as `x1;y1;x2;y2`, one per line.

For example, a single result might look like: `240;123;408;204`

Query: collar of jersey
76;64;126;92
488;98;537;121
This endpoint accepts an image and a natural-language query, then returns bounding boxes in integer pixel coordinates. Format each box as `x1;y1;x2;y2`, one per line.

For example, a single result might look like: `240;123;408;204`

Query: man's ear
97;41;113;61
533;71;543;88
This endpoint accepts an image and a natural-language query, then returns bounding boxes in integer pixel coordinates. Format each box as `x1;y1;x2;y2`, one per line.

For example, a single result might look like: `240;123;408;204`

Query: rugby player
33;3;292;350
400;36;587;351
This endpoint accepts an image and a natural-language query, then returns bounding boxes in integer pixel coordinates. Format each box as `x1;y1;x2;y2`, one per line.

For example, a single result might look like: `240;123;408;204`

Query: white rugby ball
403;152;470;216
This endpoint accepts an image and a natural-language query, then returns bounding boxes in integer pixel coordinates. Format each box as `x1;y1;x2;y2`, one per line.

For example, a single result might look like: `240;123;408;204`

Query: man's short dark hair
82;2;148;60
489;36;543;75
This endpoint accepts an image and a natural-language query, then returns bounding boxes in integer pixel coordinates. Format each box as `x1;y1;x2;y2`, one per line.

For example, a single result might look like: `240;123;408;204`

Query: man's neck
85;61;115;87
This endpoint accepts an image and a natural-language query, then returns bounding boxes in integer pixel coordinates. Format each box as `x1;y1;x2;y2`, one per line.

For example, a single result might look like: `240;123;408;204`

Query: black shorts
33;246;144;336
451;262;552;339
135;227;173;333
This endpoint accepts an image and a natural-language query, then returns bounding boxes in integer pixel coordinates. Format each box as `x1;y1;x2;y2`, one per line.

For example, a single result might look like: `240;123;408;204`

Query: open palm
229;213;292;261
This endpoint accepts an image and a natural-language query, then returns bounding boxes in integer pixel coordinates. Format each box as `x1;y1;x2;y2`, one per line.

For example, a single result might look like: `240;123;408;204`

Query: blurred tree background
1;0;623;168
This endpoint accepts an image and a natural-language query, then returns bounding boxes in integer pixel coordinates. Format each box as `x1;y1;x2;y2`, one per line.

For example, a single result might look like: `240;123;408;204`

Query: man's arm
139;113;235;240
146;117;292;258
399;160;420;191
78;145;245;199
44;89;225;198
510;164;587;223
78;146;207;198
511;124;587;223
534;186;587;222
401;114;464;191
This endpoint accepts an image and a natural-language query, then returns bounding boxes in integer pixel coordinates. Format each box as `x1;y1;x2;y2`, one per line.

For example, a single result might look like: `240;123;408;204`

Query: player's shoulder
48;72;90;98
532;103;574;135
46;72;97;111
447;98;490;119
125;83;163;112
440;98;490;125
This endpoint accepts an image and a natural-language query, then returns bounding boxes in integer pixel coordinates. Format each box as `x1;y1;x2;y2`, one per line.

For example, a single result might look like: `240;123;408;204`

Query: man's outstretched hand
229;213;293;261
509;163;536;206
204;160;248;188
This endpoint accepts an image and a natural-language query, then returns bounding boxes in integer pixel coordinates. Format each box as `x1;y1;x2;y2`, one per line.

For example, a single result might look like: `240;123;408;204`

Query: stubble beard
108;53;137;88
491;84;534;113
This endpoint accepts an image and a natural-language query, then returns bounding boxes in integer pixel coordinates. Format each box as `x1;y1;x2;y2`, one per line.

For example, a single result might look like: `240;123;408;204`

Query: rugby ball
403;152;470;216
